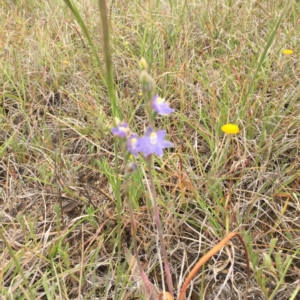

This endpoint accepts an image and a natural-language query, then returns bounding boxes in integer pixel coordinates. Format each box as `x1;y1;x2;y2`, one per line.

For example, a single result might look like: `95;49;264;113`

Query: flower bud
139;57;148;70
114;117;121;126
139;70;155;93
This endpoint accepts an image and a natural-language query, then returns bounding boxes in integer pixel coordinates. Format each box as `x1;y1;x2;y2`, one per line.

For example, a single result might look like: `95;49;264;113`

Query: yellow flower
139;57;148;70
221;124;240;134
282;49;293;55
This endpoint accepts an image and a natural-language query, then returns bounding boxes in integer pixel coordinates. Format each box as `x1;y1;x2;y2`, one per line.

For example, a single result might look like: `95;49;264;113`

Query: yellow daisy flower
282;49;293;55
221;124;240;134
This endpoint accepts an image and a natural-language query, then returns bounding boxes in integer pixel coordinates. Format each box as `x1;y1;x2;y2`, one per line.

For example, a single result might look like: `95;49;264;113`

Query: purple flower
137;127;173;157
127;133;139;157
152;95;174;116
111;122;129;138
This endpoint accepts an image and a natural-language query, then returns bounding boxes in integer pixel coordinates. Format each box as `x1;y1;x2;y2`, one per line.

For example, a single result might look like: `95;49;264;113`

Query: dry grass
0;0;300;299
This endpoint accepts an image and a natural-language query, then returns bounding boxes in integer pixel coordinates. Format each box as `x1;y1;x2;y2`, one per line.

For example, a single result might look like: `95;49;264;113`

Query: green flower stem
124;174;154;298
147;154;174;296
97;2;122;297
98;0;118;117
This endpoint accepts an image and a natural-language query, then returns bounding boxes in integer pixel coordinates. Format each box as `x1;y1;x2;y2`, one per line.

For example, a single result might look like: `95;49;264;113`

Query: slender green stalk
62;0;105;83
139;58;174;297
98;0;118;116
147;155;173;296
124;173;154;298
97;1;123;298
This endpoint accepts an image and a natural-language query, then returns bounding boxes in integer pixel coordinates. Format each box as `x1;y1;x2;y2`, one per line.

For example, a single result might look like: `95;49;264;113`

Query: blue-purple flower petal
152;95;174;116
137;127;173;157
127;133;139;157
111;122;129;138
